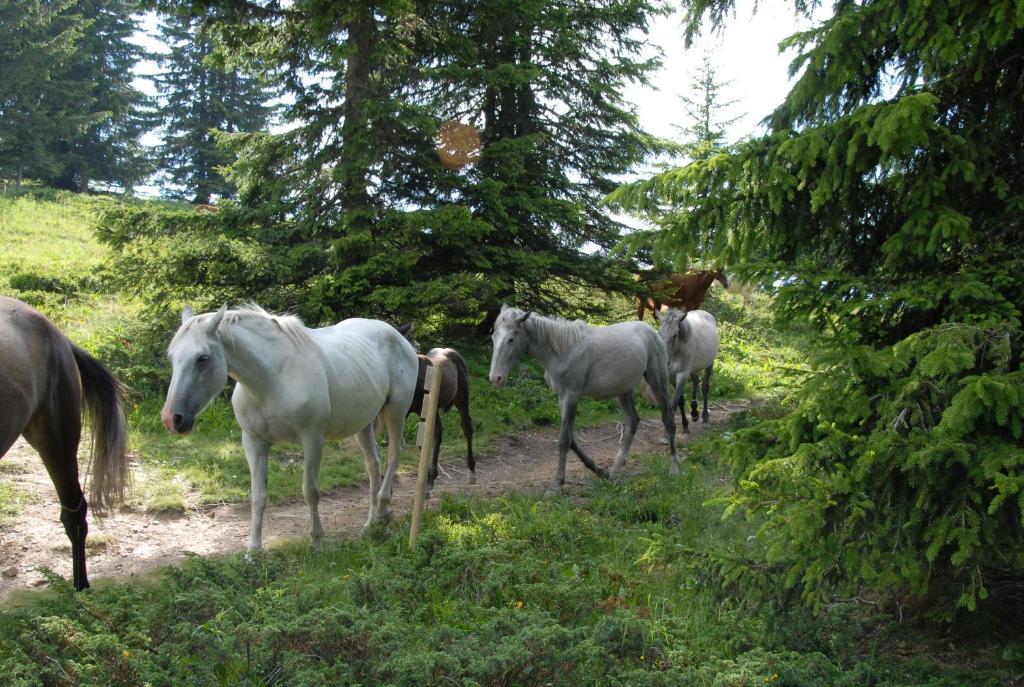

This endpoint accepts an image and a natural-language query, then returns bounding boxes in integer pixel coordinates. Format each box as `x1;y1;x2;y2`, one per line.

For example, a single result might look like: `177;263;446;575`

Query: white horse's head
657;307;689;351
489;304;531;387
161;305;228;434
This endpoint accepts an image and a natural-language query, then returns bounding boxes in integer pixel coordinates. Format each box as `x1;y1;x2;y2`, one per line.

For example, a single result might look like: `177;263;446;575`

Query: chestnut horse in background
636;270;730;321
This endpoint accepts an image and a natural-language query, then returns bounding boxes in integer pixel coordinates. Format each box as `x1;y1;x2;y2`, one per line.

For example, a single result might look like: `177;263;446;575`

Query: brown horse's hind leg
24;407;89;591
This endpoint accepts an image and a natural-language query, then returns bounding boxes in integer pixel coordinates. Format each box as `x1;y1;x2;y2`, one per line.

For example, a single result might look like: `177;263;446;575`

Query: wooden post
409;359;442;549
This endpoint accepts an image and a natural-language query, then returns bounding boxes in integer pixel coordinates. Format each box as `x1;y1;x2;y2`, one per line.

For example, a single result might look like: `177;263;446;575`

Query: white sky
628;1;825;145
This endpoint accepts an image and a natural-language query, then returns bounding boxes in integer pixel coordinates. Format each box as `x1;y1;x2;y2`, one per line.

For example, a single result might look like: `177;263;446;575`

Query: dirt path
0;403;746;600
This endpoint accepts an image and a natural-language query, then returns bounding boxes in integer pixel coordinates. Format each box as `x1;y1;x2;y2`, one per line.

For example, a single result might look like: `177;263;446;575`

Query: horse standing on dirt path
162;305;418;548
392;324;475;489
636;270;730;321
656;308;720;434
0;296;129;590
489;305;679;494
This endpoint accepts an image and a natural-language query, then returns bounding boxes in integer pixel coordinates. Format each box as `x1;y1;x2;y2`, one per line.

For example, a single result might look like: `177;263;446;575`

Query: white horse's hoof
658;435;671;445
468;472;477;485
544;484;562;498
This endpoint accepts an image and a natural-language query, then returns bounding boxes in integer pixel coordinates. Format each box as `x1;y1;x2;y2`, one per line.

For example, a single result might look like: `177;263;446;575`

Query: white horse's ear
205;304;227;336
518;311;531;325
181;305;194;323
652;308;661;323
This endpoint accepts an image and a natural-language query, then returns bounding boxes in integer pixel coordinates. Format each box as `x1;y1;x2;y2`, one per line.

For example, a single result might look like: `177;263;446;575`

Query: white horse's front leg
354;424;383;532
300;432;325;544
242;431;270;552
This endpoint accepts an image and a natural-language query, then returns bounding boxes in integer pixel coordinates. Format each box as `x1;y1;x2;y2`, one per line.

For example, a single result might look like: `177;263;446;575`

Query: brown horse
636;270;730;321
0;297;129;590
395;324;475;489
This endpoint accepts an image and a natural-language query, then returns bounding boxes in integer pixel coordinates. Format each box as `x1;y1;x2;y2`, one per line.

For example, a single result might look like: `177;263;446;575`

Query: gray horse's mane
501;307;590;358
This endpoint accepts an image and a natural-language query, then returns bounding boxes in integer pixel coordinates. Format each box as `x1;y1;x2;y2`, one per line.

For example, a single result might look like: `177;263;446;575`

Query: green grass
0;419;1017;685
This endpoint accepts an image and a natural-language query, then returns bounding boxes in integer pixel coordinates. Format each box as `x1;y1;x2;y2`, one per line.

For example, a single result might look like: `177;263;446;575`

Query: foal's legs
300;432;325;544
354;424;384;531
456;400;476;484
242;431;270;551
609;392;640;479
428;415;443;489
25;405;90;590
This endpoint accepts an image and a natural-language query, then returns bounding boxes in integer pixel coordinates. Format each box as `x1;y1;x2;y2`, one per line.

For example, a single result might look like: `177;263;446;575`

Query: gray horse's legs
658;387;681;476
354;424;384;532
570;437;607;479
672;374;690;434
701;366;713;423
608;393;640;478
300;432;325;544
551;394;580;495
689;372;700;421
241;431;270;551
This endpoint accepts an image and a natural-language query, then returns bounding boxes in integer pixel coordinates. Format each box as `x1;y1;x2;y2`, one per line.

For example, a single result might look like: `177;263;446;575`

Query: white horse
161;305;418;549
489;305;679;494
656;308;720;433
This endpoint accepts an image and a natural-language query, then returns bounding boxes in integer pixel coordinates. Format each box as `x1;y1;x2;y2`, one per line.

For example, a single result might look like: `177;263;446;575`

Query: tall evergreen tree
611;0;1024;617
423;0;665;328
47;0;153;192
0;0;86;187
154;8;278;203
674;53;741;161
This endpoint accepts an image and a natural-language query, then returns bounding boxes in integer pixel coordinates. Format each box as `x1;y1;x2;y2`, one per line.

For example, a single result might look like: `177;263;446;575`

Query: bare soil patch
0;402;747;600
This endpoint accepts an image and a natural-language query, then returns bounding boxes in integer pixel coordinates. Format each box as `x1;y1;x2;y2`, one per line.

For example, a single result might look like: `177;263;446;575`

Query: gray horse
489;305;679;494
656;308;720;433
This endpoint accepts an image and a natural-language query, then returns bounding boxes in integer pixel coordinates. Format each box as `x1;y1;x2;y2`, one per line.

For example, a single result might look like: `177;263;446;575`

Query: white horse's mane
173;303;312;348
500;307;590;358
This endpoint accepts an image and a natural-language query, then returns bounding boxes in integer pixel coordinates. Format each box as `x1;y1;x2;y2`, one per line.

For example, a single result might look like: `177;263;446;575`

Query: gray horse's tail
71;344;130;513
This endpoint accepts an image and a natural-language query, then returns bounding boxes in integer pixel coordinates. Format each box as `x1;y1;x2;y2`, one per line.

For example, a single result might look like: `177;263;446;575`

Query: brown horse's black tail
71;344;130;513
447;349;475;473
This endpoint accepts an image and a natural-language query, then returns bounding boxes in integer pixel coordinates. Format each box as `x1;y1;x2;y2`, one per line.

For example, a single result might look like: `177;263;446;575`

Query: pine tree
154;8;277;203
674;53;741;161
612;0;1024;618
47;0;153;192
418;0;666;329
0;0;85;187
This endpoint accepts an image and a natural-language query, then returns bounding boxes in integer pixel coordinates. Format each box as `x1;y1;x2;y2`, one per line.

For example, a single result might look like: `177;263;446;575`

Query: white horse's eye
197;354;210;364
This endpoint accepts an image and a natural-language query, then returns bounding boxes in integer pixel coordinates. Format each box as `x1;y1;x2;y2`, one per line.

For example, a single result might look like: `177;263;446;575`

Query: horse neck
218;316;298;391
523;315;582;370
